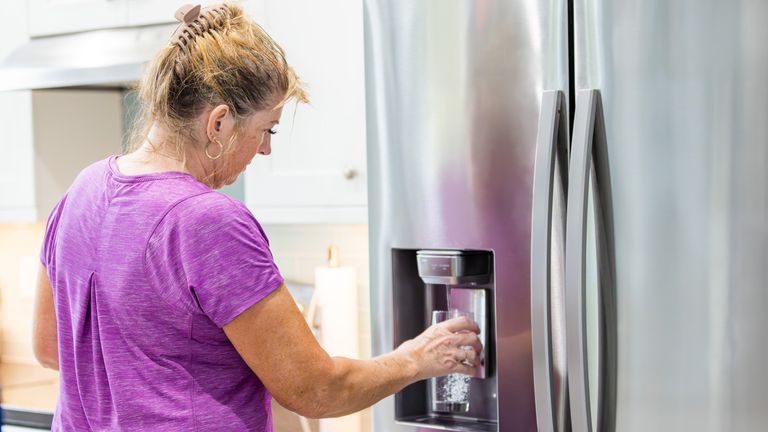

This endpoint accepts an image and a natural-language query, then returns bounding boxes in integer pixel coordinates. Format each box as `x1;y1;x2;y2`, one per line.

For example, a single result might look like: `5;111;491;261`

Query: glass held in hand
429;309;474;413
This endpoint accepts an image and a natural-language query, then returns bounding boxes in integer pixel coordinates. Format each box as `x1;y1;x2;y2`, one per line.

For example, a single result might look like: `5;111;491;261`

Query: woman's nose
259;140;271;155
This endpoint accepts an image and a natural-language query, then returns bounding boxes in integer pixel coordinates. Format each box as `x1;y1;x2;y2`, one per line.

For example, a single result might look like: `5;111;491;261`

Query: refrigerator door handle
531;90;567;432
565;89;617;432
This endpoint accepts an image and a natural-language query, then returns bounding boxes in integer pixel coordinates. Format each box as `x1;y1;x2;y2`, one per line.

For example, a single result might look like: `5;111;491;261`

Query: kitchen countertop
0;363;58;412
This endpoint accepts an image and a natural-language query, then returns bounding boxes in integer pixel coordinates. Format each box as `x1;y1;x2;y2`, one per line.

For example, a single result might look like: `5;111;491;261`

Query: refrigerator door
573;1;768;431
364;0;569;431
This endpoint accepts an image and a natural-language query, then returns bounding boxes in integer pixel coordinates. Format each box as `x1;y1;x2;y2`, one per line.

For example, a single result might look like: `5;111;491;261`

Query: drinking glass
429;309;474;413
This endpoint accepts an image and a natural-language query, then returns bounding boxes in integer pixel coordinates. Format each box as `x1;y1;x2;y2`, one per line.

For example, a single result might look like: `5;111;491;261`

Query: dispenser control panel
416;250;492;285
418;255;453;277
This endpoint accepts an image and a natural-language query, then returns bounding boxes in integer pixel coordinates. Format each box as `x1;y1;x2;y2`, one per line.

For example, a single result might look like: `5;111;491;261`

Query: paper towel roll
315;252;360;432
315;264;359;360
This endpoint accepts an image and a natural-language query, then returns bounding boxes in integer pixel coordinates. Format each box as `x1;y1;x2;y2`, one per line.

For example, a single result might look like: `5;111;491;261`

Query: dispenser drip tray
397;414;498;432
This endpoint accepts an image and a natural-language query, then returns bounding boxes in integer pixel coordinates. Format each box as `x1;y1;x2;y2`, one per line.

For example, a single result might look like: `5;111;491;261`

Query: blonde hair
128;2;308;158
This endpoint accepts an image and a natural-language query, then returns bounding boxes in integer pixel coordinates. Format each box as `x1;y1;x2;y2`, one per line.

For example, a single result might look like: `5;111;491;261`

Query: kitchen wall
34;90;124;220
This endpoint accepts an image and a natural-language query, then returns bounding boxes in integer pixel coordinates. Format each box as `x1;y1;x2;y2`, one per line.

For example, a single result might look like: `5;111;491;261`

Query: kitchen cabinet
127;0;187;27
243;0;367;224
130;0;257;27
29;0;129;37
0;92;36;222
0;2;35;222
29;1;257;37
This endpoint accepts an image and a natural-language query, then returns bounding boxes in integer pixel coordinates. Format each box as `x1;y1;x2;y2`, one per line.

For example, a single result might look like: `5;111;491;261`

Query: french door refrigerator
364;1;768;431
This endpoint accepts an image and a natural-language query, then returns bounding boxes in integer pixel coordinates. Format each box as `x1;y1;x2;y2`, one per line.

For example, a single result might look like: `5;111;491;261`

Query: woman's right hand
394;316;483;381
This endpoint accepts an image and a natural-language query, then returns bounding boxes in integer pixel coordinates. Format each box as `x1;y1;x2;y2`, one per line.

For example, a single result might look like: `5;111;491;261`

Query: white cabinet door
127;0;179;26
29;0;128;37
0;2;35;222
129;0;258;27
244;0;367;224
0;91;36;222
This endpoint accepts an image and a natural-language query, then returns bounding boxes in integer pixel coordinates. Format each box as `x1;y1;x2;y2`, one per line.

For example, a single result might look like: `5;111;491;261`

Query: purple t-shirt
40;156;284;431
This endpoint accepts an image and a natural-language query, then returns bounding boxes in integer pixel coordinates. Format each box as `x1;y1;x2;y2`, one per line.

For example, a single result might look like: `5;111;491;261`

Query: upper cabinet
243;0;367;224
0;92;36;222
29;0;129;37
127;0;193;27
1;2;36;222
28;0;238;37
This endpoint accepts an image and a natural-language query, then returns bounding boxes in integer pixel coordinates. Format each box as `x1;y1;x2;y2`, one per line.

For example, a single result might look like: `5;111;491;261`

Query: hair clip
170;4;228;52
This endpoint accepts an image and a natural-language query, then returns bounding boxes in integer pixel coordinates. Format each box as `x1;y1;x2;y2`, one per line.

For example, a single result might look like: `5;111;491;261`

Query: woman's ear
206;104;235;140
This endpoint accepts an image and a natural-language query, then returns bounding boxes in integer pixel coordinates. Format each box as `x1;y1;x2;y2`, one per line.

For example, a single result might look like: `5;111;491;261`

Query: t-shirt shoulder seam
219;193;252;220
141;190;217;291
218;194;266;241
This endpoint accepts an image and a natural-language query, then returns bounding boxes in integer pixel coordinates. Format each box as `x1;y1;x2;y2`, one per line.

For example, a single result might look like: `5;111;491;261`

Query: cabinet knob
343;168;358;180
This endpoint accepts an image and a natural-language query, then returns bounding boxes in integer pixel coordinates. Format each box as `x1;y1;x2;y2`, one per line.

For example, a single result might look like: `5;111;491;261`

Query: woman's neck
118;124;213;185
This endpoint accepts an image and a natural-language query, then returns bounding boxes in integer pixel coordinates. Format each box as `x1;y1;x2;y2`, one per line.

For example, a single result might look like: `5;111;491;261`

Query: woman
31;3;482;431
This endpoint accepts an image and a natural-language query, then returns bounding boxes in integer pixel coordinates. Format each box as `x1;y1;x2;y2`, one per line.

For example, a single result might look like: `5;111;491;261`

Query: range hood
0;23;177;91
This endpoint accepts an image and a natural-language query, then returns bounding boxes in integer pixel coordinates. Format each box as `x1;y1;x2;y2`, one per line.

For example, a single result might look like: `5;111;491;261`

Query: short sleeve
40;194;69;267
144;193;284;328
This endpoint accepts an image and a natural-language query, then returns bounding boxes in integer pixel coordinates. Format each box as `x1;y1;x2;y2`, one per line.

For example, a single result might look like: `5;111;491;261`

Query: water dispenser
392;249;498;431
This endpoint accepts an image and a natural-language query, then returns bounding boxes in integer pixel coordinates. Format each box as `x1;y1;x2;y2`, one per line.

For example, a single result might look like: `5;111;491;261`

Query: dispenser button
419;256;454;276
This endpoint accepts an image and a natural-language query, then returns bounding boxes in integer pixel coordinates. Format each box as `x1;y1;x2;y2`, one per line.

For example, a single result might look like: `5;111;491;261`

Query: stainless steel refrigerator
365;1;768;431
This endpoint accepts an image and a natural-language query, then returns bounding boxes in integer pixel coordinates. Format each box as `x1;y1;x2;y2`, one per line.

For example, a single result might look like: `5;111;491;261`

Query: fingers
451;346;478;364
451;331;482;352
450;347;481;375
447;332;482;374
451;349;466;366
440;316;480;334
456;355;480;375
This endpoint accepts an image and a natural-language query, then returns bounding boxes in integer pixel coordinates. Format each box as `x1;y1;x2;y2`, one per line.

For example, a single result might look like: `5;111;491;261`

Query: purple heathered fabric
39;156;284;431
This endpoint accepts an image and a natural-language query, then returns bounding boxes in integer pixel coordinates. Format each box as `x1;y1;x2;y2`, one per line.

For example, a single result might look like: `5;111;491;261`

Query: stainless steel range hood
0;23;177;91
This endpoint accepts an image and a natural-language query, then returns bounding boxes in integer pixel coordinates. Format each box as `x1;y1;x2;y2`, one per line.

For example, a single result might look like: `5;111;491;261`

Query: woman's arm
33;264;59;370
224;284;481;419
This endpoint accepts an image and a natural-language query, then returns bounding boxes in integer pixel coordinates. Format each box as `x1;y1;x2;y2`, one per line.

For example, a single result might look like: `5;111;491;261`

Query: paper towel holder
327;245;340;267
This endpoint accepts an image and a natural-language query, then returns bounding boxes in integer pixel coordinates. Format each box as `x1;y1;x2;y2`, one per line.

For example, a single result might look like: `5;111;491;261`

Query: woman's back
42;156;283;431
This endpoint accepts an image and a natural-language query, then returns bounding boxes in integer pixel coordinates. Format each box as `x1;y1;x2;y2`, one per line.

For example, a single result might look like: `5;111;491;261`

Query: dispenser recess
392;249;498;432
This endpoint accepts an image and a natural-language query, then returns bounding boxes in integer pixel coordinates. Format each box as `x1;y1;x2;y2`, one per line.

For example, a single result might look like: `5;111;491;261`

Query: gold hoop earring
205;137;224;160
